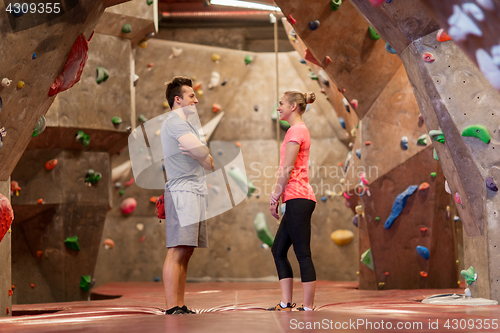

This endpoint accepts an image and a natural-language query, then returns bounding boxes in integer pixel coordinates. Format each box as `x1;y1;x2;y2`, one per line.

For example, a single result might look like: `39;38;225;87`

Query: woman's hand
270;201;279;220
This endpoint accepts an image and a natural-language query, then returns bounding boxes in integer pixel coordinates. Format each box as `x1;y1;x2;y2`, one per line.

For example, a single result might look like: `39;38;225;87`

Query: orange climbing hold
365;141;371;146
193;82;202;91
6;307;9;315
104;238;115;249
338;88;346;94
420;271;428;278
10;181;21;196
338;162;343;167
212;103;222;113
37;198;43;204
8;289;12;296
420;227;427;232
323;56;332;65
418;182;430;191
36;251;43;258
436;29;452;42
150;196;158;203
422;52;435;62
235;142;241;147
11;285;15;289
31;284;35;288
45;159;58;170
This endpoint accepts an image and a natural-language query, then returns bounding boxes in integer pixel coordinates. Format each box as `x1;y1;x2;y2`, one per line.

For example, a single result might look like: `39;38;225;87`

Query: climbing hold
462;3;485;21
330;0;342;11
433;148;439;161
121;24;132;33
461;266;477;285
461;124;491;144
221;78;228;86
360;248;374;271
244;55;254;65
104;238;114;249
212;54;221;62
448;5;482;41
375;217;381;222
36;251;43;258
49;34;89;96
436;29;452;42
417;134;427;146
32;116;46;137
351;129;357;138
369;0;385;6
359;172;369;185
299;58;306;64
111;116;122;125
330;230;354;245
64;235;80;251
420;271;428;278
355;205;364;217
197;90;204;98
114;182;122;189
235;142;241;147
309;20;320;31
37;198;43;204
147;0;153;5
384;185;418;229
308;72;318;80
343;192;350;200
138;40;147;48
464;288;471;297
430;172;437;178
385;42;396;54
163;101;169;108
193;82;202;91
420;227;427;232
304;48;321;66
208;71;220;89
476;48;500;90
136;223;144;231
454;215;460;221
80;275;92;292
416;245;430;260
138;114;148;122
286;14;297;25
121;198;137;215
171;47;183;58
323;56;332;65
378;282;385;288
10;181;21;196
445;180;451;194
228;167;256;197
418;182;430;191
352;215;358;227
45;159;57;170
212;104;222;113
17;81;25;89
133;74;139;86
355;149;361;159
422;52;435;62
401;136;408;150
338;117;345;129
96;67;110;84
254;212;274;247
253;104;259;112
350;99;358;110
446;205;451;218
486;177;498;191
85;169;102;186
1;78;12;87
150;196;158;203
321;196;327;202
368;26;380;40
454;192;462;204
429;130;445;143
476;0;495;10
119;190;125;196
365;141;371;146
0;194;14;243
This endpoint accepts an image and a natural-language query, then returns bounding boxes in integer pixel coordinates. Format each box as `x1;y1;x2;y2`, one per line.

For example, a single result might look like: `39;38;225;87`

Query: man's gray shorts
164;189;208;248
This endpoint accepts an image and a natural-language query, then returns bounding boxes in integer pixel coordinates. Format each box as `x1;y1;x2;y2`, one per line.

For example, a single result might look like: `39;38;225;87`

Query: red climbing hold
37;251;43;258
45;159;57;170
8;289;12;296
304;48;321;67
49;34;90;96
6;307;9;315
418;182;430;191
350;99;358;110
436;29;452;42
338;88;346;94
37;198;43;204
420;227;427;232
385;272;389;276
422;52;435;63
286;14;297;25
454;192;461;204
139;235;146;243
31;284;35;288
0;194;14;243
365;141;371;146
121;198;137;215
126;177;134;186
212;103;222;113
420;271;428;278
323;56;332;65
369;0;385;6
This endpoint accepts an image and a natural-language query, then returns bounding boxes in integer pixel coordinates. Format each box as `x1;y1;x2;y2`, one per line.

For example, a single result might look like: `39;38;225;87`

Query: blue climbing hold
32;53;37;60
299;58;306;64
385;42;396;54
309;20;320;30
154;276;160;282
384;185;418;229
355;149;361;159
352;215;358;227
339;117;346;129
321;196;327;202
401;136;408;150
416;246;430;260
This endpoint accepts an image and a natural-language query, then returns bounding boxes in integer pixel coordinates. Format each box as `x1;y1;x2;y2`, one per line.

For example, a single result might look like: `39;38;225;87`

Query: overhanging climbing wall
275;0;457;290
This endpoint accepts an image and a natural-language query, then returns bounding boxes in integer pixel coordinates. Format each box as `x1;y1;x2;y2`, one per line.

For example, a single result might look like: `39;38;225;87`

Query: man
161;76;213;315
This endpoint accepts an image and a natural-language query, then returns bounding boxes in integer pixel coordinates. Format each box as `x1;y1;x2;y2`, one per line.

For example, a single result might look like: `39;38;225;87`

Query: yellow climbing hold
351;129;357;137
330;229;354;246
17;81;25;89
138;40;147;49
197;90;203;97
378;282;385;288
212;54;221;62
163;101;169;108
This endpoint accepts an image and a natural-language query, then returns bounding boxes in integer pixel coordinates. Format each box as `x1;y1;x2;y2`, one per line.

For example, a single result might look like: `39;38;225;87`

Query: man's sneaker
267;302;296;311
165;306;187;315
181;305;196;314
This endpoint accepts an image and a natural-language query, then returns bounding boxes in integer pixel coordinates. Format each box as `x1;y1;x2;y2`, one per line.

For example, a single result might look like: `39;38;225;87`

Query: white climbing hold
491;44;500;66
172;47;183;57
465;288;472;297
136;223;144;231
1;78;12;87
317;69;329;85
208;71;220;89
445;180;451;194
476;48;500;90
476;0;495;11
448;5;483;41
462;3;485;21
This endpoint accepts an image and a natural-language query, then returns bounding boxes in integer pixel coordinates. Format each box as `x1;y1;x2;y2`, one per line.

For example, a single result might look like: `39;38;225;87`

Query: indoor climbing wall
275;0;458;290
93;38;358;286
350;0;500;301
8;0;157;305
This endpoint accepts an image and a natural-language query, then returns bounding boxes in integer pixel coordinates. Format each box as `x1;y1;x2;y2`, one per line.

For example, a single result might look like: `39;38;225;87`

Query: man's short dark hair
165;76;193;109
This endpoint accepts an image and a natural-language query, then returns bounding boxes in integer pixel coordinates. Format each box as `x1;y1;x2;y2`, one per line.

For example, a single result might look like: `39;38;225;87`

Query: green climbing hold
75;130;90;146
85;169;102;185
330;0;342;10
119;189;125;196
417;134;427;146
146;0;153;4
111;116;122;125
253;212;274;247
228;167;256;198
32;116;46;137
430;172;437;178
461;125;491;144
244;55;254;65
138;114;148;122
368;26;380;40
433;148;439;161
64;235;80;251
360;248;374;271
308;72;318;80
375;217;381;222
429;130;445;143
122;24;132;33
80;275;92;292
461;266;477;285
96;67;110;84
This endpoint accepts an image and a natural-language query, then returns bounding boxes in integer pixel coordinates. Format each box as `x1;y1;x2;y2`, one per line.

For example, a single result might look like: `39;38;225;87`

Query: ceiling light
210;0;281;12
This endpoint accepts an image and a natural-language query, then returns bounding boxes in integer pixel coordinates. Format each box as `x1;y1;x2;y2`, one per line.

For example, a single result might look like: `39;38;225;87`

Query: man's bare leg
163;246;192;309
177;247;194;306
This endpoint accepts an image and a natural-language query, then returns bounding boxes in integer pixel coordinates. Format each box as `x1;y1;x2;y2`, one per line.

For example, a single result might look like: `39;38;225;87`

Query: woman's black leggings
271;198;316;282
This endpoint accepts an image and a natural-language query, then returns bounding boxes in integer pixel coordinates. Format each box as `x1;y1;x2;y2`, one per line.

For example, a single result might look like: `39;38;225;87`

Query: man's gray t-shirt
161;112;208;195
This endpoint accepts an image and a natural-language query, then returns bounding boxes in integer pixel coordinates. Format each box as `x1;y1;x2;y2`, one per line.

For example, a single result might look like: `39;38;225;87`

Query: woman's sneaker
267;302;296;311
296;305;314;311
181;305;196;314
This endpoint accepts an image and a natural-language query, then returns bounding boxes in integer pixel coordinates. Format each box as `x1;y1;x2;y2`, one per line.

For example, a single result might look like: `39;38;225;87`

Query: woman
268;91;317;311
